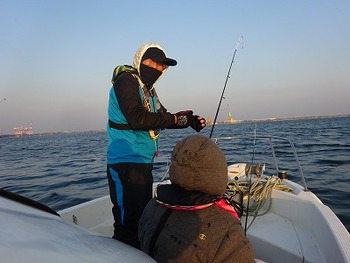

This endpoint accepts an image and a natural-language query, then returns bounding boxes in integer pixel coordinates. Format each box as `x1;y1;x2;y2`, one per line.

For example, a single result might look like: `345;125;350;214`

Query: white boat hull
58;176;350;263
242;179;350;263
0;192;155;263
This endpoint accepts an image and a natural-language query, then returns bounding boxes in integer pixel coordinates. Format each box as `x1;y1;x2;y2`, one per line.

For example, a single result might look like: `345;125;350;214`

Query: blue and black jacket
107;69;175;164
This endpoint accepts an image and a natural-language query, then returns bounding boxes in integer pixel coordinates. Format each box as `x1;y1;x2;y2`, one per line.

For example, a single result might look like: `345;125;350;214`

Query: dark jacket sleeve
114;73;176;130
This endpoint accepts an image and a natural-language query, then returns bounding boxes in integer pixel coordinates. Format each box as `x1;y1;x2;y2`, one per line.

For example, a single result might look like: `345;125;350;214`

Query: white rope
226;176;292;220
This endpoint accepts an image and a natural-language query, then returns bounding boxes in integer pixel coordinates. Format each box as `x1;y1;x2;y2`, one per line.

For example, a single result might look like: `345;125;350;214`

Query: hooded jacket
139;135;254;262
139;189;254;263
107;43;176;164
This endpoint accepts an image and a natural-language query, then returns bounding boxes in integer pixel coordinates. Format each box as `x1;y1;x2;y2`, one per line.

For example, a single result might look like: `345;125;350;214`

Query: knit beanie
169;135;228;196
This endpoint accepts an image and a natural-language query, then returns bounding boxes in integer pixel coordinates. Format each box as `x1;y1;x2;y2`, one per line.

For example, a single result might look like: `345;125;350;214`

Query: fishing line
244;124;257;236
209;36;243;138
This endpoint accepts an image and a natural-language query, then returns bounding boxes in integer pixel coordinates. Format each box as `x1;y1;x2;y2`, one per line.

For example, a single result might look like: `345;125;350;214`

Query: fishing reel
245;163;265;177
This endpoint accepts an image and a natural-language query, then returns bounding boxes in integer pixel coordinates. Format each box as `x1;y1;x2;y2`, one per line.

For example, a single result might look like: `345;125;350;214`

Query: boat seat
244;187;332;263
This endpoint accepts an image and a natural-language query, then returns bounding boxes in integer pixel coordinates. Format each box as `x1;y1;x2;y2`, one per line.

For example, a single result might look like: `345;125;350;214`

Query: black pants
107;163;153;249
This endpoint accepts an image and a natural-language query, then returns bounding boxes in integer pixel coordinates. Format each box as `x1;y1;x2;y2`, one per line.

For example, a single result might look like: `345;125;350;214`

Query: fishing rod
209;36;243;138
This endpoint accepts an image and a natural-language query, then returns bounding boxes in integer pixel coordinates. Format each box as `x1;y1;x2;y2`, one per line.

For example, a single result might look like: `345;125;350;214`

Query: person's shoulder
141;199;168;224
112;65;137;82
145;198;158;208
114;71;139;92
115;71;138;84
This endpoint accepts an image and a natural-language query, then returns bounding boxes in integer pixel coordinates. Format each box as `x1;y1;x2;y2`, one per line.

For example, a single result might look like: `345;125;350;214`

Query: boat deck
244;183;350;263
59;180;350;263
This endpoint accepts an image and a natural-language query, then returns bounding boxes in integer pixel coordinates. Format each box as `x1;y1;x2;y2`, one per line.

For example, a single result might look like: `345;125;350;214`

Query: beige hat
169;135;228;196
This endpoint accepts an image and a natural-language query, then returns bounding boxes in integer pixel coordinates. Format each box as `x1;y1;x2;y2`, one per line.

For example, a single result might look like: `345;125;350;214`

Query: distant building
224;111;236;124
207;116;214;125
13;121;33;136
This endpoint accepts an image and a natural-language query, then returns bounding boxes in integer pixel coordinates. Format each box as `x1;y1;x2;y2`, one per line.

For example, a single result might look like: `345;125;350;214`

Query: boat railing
212;135;308;191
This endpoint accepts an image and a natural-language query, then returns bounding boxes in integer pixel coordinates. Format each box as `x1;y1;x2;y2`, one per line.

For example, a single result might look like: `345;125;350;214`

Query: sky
0;0;349;134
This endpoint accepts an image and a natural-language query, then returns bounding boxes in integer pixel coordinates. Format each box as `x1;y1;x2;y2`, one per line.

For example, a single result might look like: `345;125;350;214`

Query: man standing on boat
107;42;206;248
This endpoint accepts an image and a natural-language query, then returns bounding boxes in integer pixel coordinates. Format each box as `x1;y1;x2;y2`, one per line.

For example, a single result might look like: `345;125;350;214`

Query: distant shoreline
1;114;349;138
232;113;350;124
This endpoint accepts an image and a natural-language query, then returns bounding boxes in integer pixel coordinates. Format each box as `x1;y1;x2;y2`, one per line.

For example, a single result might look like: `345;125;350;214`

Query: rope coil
226;176;292;218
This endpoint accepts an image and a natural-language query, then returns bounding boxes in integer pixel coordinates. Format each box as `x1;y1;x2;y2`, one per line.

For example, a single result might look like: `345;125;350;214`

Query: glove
174;110;194;128
191;115;206;132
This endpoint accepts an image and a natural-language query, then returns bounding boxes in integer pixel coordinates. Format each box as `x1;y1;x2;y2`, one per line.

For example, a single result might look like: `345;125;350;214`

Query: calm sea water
0;117;349;232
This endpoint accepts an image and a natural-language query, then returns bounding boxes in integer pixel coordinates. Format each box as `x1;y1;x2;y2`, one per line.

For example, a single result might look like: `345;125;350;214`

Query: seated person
139;134;255;262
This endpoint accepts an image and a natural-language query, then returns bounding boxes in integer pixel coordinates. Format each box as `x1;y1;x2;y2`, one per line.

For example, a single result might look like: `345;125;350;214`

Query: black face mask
140;64;162;87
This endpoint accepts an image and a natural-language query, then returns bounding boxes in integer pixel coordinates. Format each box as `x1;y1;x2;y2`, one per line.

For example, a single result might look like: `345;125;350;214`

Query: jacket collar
156;183;220;207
